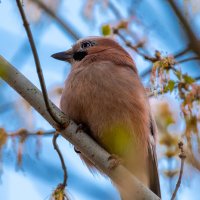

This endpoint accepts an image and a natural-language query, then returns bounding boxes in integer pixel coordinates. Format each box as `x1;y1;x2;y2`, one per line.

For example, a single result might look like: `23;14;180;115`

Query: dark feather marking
148;116;161;198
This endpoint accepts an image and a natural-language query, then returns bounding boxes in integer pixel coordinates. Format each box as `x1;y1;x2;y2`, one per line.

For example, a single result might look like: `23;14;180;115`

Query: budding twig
170;141;186;200
113;28;158;62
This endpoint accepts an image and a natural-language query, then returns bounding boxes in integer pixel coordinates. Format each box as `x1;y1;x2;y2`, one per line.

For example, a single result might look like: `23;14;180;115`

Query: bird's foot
76;123;89;133
108;154;122;170
74;147;81;154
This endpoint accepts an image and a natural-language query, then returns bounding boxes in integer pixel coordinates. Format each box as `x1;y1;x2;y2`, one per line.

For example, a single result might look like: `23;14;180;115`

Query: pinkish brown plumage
52;36;161;198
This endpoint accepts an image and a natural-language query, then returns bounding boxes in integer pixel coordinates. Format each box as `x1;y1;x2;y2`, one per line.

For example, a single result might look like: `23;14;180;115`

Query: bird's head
51;36;136;71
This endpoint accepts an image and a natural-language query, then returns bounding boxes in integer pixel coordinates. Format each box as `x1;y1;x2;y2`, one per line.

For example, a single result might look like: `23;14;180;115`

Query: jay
52;36;161;199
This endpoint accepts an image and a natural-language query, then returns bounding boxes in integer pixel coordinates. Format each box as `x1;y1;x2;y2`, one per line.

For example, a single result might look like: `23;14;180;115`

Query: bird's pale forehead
76;36;115;45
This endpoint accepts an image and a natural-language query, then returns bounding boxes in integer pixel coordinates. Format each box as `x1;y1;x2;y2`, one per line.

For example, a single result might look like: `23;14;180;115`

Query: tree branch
177;56;200;64
0;56;160;200
171;142;186;200
9;129;55;137
31;0;81;40
114;28;158;62
174;45;191;58
53;133;67;187
16;0;64;126
168;0;200;58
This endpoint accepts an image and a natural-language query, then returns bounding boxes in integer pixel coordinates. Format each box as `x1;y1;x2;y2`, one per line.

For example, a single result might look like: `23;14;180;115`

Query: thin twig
140;66;152;78
53;132;67;187
171;141;186;200
174;45;191;58
140;56;200;78
113;28;158;62
108;0;123;19
177;56;200;64
10;129;55;137
31;0;80;40
148;75;200;97
16;0;65;127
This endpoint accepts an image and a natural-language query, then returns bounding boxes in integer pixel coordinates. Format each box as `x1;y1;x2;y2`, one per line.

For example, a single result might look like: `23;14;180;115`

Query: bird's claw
76;123;89;133
74;147;81;154
108;154;122;170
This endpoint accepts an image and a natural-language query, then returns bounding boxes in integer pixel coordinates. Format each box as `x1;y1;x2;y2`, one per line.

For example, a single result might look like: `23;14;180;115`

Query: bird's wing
148;115;161;198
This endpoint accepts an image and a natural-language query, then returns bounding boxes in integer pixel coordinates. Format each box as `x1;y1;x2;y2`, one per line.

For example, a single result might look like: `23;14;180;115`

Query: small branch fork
113;28;158;62
16;0;67;189
171;141;186;200
16;0;64;127
113;28;200;79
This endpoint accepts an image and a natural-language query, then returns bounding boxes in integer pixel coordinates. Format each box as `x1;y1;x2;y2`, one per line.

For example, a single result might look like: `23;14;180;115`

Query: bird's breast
60;61;150;156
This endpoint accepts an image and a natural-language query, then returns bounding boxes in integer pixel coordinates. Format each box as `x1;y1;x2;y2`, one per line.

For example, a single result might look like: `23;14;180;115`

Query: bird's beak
51;49;73;63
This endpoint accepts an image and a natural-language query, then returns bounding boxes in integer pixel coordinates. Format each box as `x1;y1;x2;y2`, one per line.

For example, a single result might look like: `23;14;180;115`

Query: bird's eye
81;41;95;49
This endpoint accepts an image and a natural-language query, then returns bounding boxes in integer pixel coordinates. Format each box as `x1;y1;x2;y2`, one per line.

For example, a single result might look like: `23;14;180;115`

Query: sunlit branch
0;56;160;200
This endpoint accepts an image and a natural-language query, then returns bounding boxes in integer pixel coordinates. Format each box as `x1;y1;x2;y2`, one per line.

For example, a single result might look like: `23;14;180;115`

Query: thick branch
0;56;160;199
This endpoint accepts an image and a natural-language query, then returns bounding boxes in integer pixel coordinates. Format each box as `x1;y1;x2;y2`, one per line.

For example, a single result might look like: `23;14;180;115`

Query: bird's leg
74;123;90;154
76;123;90;133
108;154;123;170
74;147;81;154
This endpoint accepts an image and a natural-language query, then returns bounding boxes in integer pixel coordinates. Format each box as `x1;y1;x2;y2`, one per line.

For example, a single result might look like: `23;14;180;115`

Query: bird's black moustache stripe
73;51;88;61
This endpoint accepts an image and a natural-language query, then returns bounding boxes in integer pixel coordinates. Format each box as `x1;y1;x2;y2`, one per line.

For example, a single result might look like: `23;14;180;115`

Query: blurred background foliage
0;0;200;199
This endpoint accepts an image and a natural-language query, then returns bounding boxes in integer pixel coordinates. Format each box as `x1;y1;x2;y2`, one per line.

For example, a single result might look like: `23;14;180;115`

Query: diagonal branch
31;0;81;40
174;45;191;58
168;0;200;58
0;56;160;200
16;0;64;127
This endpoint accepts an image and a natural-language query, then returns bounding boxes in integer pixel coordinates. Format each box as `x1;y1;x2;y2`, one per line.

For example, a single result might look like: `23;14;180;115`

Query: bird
51;36;161;199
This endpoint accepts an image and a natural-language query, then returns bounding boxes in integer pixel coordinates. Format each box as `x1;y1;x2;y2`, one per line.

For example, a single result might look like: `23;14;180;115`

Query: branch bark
0;56;160;200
